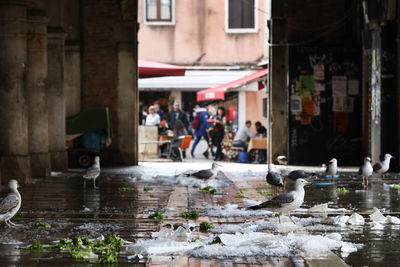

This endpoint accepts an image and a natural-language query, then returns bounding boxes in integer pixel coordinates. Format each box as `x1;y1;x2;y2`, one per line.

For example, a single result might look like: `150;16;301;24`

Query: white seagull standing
247;178;311;224
0;180;22;227
359;157;373;188
373;154;394;178
83;156;101;189
185;162;221;180
326;158;338;181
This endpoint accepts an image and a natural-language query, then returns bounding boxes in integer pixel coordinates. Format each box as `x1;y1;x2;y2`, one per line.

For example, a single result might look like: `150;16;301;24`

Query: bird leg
7;220;22;227
83;180;86;189
288;212;297;224
278;214;281;224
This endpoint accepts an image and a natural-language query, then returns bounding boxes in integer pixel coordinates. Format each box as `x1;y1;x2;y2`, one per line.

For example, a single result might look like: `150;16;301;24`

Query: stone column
47;27;67;171
27;8;50;177
0;0;30;184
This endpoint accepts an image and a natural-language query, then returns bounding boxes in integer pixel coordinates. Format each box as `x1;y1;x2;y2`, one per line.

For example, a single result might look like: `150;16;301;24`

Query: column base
0;155;30;184
50;150;68;172
30;152;50;177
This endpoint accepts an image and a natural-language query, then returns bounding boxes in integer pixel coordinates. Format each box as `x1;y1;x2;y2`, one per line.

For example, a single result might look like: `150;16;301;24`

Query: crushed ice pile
124;224;361;260
204;203;272;218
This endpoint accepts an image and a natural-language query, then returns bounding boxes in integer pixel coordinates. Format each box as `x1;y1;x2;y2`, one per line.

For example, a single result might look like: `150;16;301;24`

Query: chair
170;135;192;161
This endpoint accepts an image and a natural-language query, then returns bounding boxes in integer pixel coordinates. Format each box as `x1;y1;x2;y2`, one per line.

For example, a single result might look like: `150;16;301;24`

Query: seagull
83;156;101;189
266;164;284;194
0;180;22;227
359;157;373;188
247;178;311;224
373;154;394;178
326;158;338;181
185;162;221;180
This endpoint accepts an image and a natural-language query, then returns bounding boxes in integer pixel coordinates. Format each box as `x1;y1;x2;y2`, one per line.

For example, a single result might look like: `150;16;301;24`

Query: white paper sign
290;95;302;114
332;75;347;97
348;80;359;95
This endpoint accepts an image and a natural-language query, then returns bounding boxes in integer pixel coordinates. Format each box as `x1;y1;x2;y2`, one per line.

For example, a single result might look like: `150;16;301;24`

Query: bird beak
329;160;333;163
306;181;312;186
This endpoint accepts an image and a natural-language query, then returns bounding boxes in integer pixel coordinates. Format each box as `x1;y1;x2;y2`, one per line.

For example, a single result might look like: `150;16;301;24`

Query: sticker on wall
313;91;321;116
302;99;315;116
290;95;302;114
333;96;344;112
300;113;312;125
332;75;347;97
314;81;326;91
348;79;359;95
299;75;314;99
313;64;325;80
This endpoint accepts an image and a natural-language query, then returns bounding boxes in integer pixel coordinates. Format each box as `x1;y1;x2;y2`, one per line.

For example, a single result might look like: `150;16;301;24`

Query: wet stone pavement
1;162;400;266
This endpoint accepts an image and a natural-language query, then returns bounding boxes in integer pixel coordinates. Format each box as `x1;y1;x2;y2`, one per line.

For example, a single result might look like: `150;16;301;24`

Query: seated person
145;105;160;126
254;121;267;163
170;120;188;161
232;120;255;151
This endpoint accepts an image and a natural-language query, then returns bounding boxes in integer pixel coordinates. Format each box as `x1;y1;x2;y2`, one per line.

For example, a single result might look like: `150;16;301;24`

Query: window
144;0;175;25
226;0;258;33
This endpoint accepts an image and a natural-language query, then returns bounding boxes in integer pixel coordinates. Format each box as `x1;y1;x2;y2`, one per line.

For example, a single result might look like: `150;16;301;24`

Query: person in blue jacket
190;105;210;158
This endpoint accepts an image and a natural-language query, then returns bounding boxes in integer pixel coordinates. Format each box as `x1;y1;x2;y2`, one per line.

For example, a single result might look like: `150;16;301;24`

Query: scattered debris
148;211;163;224
199;221;215;233
199;186;217;194
336;187;349;194
34;222;51;230
181;210;199;221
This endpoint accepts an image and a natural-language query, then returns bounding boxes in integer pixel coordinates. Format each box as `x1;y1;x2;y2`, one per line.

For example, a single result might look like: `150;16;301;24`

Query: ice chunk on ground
332;215;350;226
151;226;192;242
386;215;400;224
369;207;386;223
347;213;365;225
204;203;272;218
244;199;262;207
341;242;357;253
371;221;384;230
325;233;342;241
308;203;328;213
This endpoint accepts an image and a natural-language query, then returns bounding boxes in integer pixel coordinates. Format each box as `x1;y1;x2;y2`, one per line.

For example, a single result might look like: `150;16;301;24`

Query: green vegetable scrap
235;193;245;198
143;187;153;192
181;210;199;220
148;210;164;223
34;222;51;229
168;188;175;192
199;186;217;194
195;237;203;242
20;234;123;264
199;221;215;233
336;187;349;194
15;211;23;217
393;184;400;189
257;189;271;195
120;187;133;192
212;236;225;246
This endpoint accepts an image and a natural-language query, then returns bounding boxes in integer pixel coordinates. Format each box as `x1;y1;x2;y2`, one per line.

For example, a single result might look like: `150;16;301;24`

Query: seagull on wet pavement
0;180;22;227
373;154;394;178
359;157;373;188
185;162;221;180
83;156;101;189
266;164;284;194
287;170;316;181
247;178;311;224
326;158;338;181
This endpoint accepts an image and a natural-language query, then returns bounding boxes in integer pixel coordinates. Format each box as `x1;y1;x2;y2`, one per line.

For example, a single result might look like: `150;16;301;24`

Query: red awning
138;60;186;78
196;68;268;102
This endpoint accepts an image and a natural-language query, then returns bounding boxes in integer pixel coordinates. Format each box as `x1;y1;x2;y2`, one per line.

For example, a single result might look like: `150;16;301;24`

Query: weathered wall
64;44;81;117
138;0;266;64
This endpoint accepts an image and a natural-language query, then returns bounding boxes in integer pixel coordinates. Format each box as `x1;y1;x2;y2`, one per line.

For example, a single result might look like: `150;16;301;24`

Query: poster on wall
290;95;302;114
313;91;321;116
313;64;325;80
332;75;347;97
299;75;314;99
333;96;344;112
348;80;359;95
314;81;325;91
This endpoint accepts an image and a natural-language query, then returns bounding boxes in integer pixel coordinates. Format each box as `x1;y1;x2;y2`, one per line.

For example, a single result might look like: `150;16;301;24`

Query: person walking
168;100;189;130
211;107;226;161
190;105;210;158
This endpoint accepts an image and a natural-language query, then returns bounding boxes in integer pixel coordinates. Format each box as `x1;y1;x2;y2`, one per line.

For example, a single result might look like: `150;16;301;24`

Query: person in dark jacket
211;107;226;161
168;100;189;130
190;106;210;158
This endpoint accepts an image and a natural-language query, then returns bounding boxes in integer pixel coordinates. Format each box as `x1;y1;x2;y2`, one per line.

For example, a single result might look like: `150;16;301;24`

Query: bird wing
0;193;19;213
191;169;213;179
373;162;383;172
266;172;283;187
248;192;294;210
358;166;362;175
83;167;100;179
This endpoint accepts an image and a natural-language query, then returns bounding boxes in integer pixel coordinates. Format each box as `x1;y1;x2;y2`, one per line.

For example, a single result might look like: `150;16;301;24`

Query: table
248;137;267;152
158;134;173;146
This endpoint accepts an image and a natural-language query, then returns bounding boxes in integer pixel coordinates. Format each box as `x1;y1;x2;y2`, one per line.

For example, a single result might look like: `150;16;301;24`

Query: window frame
143;0;175;26
225;0;259;34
